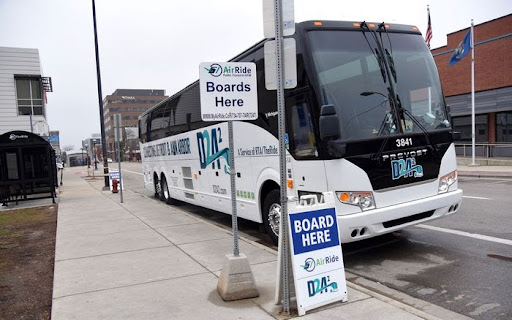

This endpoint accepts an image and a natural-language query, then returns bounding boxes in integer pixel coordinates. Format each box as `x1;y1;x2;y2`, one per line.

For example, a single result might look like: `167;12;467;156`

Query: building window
15;77;44;116
452;114;488;143
497;112;512;143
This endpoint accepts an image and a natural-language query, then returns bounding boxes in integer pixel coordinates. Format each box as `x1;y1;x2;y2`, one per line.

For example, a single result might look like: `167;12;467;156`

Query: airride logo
301;254;340;273
9;134;28;140
205;63;222;77
204;63;253;78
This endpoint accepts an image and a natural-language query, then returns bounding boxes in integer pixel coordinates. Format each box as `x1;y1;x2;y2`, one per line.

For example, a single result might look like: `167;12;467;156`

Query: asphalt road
117;162;511;320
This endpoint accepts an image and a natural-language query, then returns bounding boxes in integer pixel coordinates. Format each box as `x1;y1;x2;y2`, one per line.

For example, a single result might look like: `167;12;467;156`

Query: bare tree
62;145;74;152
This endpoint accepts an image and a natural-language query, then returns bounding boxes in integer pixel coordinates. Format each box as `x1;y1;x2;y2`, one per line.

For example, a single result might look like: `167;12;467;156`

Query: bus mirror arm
326;140;346;158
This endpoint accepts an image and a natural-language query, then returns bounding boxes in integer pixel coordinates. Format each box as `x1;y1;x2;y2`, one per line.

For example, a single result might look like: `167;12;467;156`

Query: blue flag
449;29;471;66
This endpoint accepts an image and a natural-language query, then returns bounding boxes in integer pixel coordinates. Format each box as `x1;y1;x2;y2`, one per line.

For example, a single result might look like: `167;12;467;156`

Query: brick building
431;14;512;156
103;89;168;159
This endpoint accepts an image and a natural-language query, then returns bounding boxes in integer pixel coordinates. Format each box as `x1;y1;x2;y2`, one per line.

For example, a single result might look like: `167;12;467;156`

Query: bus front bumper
337;189;463;243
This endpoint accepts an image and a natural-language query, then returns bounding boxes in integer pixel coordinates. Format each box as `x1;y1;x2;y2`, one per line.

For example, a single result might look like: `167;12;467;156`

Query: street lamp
92;139;97;170
85;144;89;168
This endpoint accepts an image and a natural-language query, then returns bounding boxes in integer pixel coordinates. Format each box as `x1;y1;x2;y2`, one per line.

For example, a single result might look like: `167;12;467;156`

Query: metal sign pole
274;0;290;313
114;113;124;203
228;121;239;256
117;140;124;203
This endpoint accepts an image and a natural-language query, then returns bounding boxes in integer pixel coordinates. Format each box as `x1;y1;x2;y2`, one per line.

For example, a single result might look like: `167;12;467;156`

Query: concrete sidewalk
457;157;512;178
51;167;471;320
457;164;512;179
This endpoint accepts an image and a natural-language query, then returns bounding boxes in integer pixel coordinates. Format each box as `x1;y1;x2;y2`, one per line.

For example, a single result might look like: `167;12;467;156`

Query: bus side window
139;114;149;143
288;96;318;159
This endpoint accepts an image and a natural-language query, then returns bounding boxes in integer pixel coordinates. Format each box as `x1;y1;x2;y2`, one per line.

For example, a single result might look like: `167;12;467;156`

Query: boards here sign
199;62;258;122
288;193;347;316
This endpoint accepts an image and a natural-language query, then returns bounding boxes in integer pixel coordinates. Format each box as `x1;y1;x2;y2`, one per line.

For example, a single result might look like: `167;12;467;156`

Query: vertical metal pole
91;0;109;186
117;140;124;203
92;146;96;178
470;20;476;165
228;121;239;256
274;0;290;313
30;113;33;133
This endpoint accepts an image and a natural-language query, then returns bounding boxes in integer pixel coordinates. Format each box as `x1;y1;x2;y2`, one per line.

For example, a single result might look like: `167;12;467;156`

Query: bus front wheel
263;189;280;246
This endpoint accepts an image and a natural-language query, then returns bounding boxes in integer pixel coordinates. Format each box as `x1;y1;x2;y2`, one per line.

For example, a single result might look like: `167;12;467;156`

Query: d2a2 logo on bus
391;157;423;180
197;127;230;174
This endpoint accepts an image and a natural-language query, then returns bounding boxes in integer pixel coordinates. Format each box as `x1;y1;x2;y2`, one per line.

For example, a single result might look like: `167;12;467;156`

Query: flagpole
470;19;476;166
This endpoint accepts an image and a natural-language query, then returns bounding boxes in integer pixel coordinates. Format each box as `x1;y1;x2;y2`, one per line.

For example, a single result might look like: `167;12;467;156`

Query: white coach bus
139;20;462;245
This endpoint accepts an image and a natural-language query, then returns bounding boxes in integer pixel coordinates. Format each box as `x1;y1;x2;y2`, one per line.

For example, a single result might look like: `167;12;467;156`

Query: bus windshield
308;30;451;142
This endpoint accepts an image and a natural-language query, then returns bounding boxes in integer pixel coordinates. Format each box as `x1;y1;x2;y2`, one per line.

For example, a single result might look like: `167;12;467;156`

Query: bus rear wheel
263;189;280;246
154;177;161;200
160;176;172;204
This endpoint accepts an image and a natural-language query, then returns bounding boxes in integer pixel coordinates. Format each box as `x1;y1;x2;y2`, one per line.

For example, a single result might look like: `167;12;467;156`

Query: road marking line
417;224;512;246
463;195;491;200
122;169;143;176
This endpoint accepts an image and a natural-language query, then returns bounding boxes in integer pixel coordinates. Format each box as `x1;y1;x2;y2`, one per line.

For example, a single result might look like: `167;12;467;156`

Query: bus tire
160;176;172;204
263;189;280;246
154;176;161;200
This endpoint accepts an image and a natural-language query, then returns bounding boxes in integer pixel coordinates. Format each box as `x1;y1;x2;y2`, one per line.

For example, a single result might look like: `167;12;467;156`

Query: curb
458;171;512;179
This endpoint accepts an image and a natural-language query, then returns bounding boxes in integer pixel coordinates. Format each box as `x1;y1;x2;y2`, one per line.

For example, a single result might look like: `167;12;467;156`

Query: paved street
343;177;512;320
113;162;511;319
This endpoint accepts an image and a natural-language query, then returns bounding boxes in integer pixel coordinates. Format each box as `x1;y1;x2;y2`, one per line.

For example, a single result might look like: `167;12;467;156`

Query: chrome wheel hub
268;203;281;236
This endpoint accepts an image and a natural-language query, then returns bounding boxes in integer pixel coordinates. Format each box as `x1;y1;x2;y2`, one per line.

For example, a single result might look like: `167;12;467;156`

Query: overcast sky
1;0;510;149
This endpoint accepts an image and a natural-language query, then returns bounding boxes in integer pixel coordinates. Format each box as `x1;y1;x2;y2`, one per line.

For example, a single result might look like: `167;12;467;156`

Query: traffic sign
264;38;297;90
199;62;258;122
263;0;295;38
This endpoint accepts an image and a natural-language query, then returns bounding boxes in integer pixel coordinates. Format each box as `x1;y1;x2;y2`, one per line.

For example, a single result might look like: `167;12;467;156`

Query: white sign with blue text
199;62;258;122
108;169;124;191
288;193;347;316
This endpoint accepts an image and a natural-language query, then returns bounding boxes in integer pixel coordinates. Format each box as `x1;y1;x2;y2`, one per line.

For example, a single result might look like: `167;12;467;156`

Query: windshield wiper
385;49;396;82
396;95;442;158
378;23;397;82
360;22;386;84
360;21;402;134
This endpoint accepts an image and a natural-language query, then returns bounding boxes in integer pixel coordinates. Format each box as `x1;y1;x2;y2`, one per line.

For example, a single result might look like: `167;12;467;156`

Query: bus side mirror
319;104;340;141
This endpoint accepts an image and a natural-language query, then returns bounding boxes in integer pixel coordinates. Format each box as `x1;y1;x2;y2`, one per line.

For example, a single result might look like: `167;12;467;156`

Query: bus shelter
0;131;58;205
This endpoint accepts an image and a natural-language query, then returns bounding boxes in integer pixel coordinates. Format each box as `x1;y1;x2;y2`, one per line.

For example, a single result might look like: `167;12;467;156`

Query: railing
454;143;512;158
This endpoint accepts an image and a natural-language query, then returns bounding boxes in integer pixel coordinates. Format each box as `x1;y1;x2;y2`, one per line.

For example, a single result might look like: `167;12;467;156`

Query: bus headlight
336;191;375;211
438;170;457;193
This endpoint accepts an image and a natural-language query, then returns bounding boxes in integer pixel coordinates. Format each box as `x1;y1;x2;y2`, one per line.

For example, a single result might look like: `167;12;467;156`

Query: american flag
425;6;433;48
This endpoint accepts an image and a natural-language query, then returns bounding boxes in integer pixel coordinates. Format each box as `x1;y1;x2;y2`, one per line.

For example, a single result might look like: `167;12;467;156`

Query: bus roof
139;20;422;120
296;20;422;35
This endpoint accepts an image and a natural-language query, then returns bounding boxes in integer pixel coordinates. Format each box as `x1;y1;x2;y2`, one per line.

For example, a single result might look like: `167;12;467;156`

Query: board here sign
288;194;347;316
199;62;258;122
108;169;123;191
